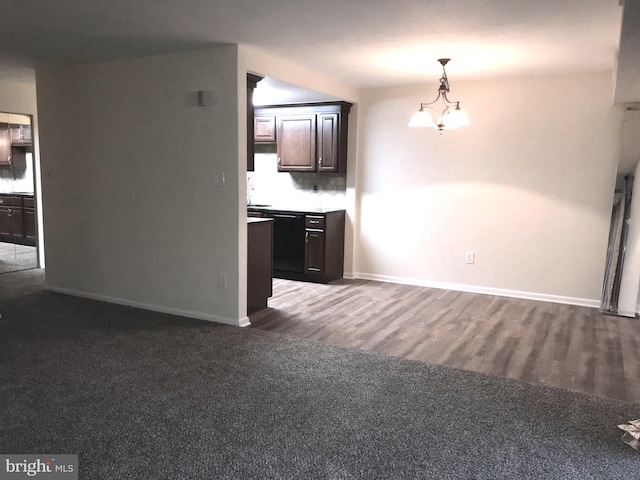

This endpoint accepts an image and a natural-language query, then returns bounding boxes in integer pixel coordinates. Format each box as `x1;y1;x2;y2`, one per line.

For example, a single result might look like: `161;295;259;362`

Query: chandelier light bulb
408;110;435;127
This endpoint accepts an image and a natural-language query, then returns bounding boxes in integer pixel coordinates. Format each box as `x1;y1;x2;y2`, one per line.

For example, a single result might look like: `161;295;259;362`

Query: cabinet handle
318;157;322;167
278;157;281;167
305;232;309;243
310;220;319;224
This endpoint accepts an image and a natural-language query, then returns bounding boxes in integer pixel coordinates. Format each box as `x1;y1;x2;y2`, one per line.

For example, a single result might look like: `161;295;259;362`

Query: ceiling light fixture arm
409;58;469;132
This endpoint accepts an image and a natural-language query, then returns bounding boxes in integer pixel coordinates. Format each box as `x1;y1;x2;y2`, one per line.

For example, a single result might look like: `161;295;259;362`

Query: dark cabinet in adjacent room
23;197;36;244
10;123;32;146
0;123;10;166
0;194;36;246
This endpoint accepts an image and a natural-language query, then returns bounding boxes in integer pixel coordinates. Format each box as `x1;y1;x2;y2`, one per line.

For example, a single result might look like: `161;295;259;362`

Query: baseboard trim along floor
43;285;244;326
354;272;601;309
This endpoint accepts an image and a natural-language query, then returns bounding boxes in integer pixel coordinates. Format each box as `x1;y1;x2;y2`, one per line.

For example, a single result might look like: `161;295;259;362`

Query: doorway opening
0;112;39;274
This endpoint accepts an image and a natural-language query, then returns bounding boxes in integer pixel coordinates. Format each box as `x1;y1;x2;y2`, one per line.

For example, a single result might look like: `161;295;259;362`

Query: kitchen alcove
0;112;38;274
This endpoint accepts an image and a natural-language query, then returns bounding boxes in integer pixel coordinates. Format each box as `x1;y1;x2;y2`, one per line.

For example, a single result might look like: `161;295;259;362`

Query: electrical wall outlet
465;252;475;264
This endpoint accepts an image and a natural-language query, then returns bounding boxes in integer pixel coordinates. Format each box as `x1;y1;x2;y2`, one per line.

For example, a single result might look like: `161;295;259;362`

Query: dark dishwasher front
264;213;306;278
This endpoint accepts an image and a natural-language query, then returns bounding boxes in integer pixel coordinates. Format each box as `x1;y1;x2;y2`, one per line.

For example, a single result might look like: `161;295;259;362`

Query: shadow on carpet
1;290;638;479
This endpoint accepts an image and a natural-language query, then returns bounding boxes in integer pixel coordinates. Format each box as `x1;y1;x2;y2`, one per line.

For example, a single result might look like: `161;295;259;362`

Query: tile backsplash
0;151;34;194
248;152;346;209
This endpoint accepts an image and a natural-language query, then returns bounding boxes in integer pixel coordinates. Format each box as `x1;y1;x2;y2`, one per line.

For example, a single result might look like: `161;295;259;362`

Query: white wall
239;45;359;104
355;72;623;305
0;81;37;123
37;46;244;325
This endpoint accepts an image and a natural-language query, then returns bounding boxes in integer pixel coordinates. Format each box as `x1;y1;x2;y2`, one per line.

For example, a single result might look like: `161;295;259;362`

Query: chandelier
409;58;470;132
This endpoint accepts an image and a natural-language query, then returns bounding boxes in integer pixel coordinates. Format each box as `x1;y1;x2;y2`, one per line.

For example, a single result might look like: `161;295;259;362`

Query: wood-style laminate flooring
0;241;34;256
0;241;37;274
250;278;640;403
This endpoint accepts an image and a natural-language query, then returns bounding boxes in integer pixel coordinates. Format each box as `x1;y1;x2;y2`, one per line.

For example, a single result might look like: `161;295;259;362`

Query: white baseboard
43;285;244;326
352;272;601;308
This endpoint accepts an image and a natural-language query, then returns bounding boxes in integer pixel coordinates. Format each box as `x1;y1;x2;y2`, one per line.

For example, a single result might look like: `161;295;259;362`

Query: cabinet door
0;206;12;237
0;124;10;166
10;124;31;145
317;113;339;172
254;115;276;143
22;125;32;144
247;220;273;314
0;206;23;239
10;207;24;240
305;229;325;274
23;207;36;245
277;114;316;172
10;125;21;143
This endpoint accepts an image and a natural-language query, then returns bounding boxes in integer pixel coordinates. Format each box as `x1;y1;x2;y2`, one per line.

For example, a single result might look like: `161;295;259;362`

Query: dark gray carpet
0;270;638;479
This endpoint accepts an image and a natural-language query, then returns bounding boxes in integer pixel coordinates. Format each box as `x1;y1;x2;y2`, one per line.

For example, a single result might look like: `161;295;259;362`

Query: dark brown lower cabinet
0;194;36;246
248;208;346;285
23;207;36;245
247;218;273;314
0;206;15;237
304;210;345;283
305;229;325;274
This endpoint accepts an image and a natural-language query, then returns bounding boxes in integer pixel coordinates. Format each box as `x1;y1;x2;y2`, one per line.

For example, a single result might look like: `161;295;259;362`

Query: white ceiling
0;0;634;95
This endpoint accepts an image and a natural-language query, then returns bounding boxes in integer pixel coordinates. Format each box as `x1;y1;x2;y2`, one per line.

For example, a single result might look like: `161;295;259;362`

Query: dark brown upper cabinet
317;113;339;172
255;101;352;174
10;123;32;146
277;113;316;171
0;124;10;166
254;115;276;144
246;73;264;172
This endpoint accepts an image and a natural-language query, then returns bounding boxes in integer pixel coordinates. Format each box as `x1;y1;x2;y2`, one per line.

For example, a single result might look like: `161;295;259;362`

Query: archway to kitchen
245;73;359;318
0;112;39;274
0;77;44;277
